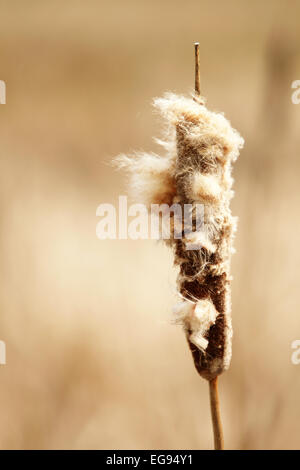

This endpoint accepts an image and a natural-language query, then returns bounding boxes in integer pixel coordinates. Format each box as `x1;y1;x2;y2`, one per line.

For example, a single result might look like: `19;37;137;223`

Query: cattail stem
209;377;224;450
194;42;200;95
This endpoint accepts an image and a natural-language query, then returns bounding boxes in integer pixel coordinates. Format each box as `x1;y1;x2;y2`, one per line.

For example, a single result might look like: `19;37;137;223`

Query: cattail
115;45;244;449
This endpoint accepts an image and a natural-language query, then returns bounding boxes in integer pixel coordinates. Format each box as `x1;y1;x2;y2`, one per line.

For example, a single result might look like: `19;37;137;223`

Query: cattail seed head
115;92;244;380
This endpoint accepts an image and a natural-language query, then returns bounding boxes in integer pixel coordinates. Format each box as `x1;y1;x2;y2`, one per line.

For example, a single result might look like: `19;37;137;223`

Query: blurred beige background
0;0;300;449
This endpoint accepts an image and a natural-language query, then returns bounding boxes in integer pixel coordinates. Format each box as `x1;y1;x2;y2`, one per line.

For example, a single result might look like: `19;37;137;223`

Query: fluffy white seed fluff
174;299;218;352
191;173;222;203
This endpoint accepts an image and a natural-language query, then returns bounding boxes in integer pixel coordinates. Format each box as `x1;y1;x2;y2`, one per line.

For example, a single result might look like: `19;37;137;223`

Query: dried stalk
194;42;200;96
209;377;224;450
